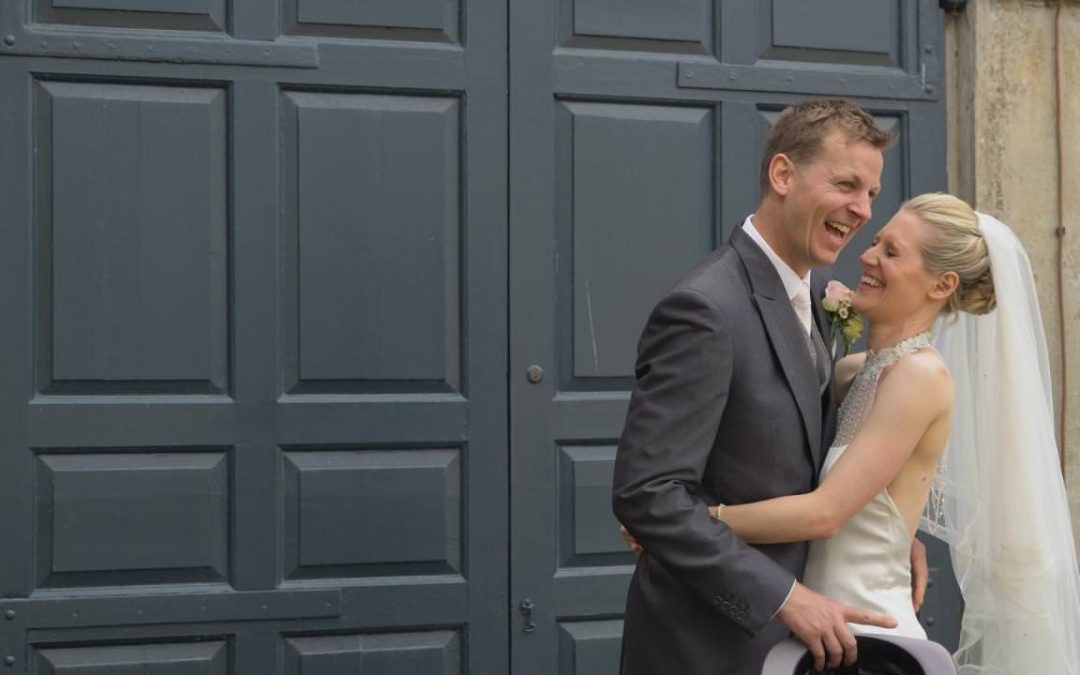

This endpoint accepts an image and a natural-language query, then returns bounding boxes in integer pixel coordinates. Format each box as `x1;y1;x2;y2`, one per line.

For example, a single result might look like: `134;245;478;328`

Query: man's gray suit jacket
612;227;837;675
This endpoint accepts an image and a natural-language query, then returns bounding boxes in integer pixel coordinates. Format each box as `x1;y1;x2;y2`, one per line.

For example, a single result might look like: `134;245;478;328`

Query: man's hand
619;524;644;556
776;583;897;671
910;537;928;613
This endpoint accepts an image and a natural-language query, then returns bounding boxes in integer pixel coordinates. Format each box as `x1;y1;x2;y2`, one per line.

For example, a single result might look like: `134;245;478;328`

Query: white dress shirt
741;215;812;322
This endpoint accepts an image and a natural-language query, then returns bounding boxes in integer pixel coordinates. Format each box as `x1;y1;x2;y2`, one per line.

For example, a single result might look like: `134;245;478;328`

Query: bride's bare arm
717;352;952;544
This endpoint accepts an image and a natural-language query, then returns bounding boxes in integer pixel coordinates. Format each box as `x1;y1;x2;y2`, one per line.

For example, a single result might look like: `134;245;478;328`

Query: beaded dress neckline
834;331;935;447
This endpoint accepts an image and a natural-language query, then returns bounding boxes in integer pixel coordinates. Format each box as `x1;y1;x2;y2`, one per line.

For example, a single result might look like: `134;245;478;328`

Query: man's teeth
827;221;851;235
861;275;883;288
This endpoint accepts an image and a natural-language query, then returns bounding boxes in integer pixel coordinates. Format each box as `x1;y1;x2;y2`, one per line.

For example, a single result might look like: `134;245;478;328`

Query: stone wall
946;0;1080;545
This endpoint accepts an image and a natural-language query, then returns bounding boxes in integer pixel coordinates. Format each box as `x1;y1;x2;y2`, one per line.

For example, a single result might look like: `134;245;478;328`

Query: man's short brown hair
758;99;895;196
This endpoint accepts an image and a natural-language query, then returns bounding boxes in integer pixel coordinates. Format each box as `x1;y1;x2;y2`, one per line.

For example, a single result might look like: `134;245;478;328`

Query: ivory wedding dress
801;331;936;640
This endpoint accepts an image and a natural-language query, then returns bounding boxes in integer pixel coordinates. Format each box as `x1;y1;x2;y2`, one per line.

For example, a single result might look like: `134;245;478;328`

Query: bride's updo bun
954;268;996;316
903;193;996;316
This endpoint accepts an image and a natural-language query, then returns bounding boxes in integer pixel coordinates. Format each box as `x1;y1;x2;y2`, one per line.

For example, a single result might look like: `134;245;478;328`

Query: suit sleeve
612;286;795;635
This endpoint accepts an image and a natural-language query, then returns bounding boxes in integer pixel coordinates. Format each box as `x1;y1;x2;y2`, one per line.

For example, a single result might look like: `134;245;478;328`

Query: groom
612;99;923;674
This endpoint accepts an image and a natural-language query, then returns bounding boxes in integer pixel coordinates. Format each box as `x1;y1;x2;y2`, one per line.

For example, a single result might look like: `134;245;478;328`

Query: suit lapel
731;229;823;469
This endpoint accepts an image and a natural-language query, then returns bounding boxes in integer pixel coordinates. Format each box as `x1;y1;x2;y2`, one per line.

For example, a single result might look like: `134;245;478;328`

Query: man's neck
749;208;810;279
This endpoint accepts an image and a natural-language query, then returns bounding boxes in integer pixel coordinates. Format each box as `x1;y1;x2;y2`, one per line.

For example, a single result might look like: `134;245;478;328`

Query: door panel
280;91;462;391
37;81;229;393
561;102;715;383
34;641;230;674
565;0;713;50
37;452;229;585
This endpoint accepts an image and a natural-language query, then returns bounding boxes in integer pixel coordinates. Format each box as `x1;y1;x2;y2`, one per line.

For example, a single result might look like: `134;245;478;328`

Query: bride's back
873;348;952;538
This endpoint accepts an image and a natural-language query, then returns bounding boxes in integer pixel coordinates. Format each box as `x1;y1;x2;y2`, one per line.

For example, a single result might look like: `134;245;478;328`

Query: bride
623;193;1080;673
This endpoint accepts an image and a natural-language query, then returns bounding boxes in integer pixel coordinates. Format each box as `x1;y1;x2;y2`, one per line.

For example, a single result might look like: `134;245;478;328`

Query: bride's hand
910;537;928;612
619;524;643;556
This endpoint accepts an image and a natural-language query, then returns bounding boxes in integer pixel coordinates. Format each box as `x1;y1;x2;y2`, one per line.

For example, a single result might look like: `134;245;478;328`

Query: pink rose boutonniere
821;280;864;357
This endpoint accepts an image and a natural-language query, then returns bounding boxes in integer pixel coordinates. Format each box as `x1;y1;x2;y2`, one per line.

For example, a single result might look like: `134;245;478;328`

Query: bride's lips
859;273;884;290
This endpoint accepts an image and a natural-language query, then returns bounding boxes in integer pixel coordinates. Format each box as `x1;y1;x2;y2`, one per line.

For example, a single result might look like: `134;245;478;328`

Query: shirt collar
741;215;811;301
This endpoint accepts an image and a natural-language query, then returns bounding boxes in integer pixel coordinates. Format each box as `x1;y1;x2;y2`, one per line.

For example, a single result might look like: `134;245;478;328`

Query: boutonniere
821;280;864;357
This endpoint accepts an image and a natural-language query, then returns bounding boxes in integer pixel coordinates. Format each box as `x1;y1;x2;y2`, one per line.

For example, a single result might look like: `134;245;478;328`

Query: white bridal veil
924;213;1080;674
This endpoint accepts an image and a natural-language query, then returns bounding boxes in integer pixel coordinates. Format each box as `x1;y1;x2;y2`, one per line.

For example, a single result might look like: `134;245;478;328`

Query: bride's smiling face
853;209;944;320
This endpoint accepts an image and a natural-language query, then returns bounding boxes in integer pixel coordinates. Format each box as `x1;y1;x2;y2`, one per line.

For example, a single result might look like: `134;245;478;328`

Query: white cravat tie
791;282;813;338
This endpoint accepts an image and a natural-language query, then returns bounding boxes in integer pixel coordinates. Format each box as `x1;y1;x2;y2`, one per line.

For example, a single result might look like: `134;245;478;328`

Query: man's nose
850;193;872;223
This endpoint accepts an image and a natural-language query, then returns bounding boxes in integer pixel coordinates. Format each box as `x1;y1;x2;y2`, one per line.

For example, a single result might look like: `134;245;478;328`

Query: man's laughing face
772;128;884;275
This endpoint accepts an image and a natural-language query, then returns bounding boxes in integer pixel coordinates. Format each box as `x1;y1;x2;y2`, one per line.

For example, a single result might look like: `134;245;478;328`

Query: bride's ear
929;270;959;301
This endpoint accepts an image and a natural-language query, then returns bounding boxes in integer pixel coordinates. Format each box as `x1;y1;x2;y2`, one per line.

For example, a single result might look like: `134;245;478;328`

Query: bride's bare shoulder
894;348;950;377
881;349;954;403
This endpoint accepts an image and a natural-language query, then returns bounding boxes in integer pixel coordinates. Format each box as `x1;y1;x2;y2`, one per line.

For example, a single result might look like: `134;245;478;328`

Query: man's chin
811;240;847;267
812;252;841;269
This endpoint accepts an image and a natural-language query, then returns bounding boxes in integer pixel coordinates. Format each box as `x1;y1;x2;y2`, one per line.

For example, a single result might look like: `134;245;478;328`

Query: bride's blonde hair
903;193;996;315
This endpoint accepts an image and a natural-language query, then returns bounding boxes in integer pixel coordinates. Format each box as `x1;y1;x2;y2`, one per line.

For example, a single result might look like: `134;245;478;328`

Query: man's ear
930;270;959;301
768;153;795;197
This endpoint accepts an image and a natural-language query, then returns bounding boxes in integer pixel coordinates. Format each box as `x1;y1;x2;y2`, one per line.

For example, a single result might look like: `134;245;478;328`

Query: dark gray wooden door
0;0;507;672
0;0;956;672
508;1;955;672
